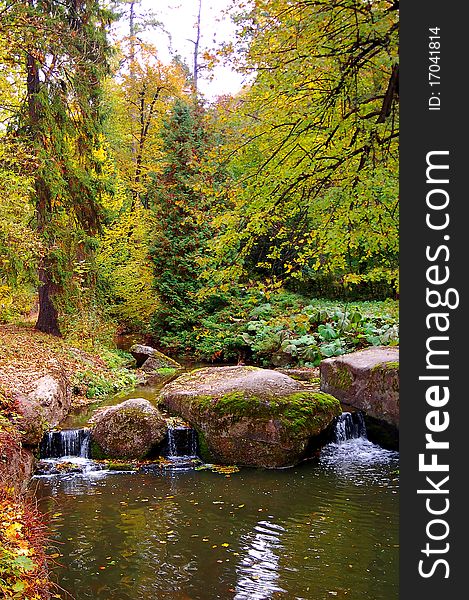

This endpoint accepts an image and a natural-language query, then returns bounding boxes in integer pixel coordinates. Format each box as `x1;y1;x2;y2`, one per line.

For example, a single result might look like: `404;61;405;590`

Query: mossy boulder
144;367;182;387
320;347;399;428
91;398;166;459
161;366;341;468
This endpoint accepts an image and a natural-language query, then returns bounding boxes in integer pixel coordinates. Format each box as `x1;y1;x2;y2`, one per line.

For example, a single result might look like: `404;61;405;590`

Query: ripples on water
33;433;399;600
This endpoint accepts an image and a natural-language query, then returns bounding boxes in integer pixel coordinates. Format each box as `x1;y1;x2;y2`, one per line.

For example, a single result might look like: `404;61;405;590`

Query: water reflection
33;453;398;599
235;520;286;599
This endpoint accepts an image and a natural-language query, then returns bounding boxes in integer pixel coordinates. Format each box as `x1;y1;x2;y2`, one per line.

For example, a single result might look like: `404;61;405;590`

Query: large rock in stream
320;346;399;428
91;398;167;459
161;366;341;468
130;344;183;385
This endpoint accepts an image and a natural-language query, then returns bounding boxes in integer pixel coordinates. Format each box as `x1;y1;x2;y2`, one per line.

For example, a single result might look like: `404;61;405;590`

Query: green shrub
152;288;399;366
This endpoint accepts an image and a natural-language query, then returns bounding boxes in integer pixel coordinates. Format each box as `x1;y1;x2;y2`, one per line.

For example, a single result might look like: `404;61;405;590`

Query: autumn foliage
0;491;50;599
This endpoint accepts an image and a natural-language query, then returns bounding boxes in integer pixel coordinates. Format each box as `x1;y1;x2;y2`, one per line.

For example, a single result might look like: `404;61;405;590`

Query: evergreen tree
148;98;212;346
21;0;115;335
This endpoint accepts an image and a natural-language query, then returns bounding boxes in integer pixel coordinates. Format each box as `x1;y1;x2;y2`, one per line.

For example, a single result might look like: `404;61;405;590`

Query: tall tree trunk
129;1;137;160
27;44;61;336
193;0;202;93
36;263;61;336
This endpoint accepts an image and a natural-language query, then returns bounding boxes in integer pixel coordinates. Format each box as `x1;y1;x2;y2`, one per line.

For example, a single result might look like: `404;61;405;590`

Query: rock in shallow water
129;344;181;370
161;366;341;468
320;346;399;428
91;398;166;459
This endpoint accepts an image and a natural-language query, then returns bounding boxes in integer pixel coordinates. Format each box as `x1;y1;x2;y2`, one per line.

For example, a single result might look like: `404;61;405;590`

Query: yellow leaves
343;273;363;286
4;521;23;540
15;543;32;557
0;494;46;598
196;464;240;475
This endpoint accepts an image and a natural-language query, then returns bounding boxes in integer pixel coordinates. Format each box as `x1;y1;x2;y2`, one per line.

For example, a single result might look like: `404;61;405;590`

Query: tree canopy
205;0;398;295
0;0;399;357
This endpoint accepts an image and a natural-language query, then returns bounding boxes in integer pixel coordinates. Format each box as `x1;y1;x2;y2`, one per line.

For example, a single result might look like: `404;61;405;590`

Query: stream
32;404;399;600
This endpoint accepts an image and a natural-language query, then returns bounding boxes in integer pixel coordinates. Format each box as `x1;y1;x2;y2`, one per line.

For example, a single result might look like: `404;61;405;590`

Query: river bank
0;325;140;598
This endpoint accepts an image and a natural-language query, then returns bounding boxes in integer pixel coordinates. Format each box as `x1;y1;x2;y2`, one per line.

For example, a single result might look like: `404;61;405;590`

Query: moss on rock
320;347;399;428
196;430;213;463
370;360;399;372
191;390;339;434
90;439;107;460
162;366;341;468
326;363;354;391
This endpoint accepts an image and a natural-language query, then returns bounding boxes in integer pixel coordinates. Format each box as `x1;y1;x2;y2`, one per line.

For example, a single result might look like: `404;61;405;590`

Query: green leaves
156;287;398;365
203;0;399;294
317;324;337;342
149;99;218;342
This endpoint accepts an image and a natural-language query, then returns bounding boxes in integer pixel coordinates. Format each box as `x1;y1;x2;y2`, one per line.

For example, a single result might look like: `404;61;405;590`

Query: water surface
34;439;398;600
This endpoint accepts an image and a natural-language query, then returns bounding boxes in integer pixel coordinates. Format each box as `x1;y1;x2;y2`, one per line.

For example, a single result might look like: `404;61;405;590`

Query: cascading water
40;428;92;459
163;426;198;459
320;411;399;480
35;428;104;478
333;411;367;443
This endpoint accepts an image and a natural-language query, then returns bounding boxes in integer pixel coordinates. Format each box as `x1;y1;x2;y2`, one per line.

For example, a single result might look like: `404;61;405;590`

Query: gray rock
15;373;72;446
276;367;320;383
161;366;341;468
91;398;167;459
130;344;181;370
320;346;399;428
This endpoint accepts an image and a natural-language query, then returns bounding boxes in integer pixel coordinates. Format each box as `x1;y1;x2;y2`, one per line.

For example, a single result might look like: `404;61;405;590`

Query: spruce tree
22;0;114;335
148;99;212;345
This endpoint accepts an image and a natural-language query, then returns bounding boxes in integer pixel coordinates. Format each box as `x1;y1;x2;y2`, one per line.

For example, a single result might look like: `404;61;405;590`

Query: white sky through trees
138;0;245;100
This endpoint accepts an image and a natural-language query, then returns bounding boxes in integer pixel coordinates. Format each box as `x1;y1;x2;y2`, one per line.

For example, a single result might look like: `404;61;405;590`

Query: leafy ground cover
156;291;399;366
0;324;137;407
0;491;50;599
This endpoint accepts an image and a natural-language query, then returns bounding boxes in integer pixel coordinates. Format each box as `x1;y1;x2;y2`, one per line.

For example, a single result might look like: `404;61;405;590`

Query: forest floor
0;324;138;412
1;324;106;402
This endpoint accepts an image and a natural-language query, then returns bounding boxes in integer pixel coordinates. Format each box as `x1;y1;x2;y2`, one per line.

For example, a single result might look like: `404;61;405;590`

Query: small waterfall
40;429;92;459
163;426;198;459
334;412;367;443
320;411;398;476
